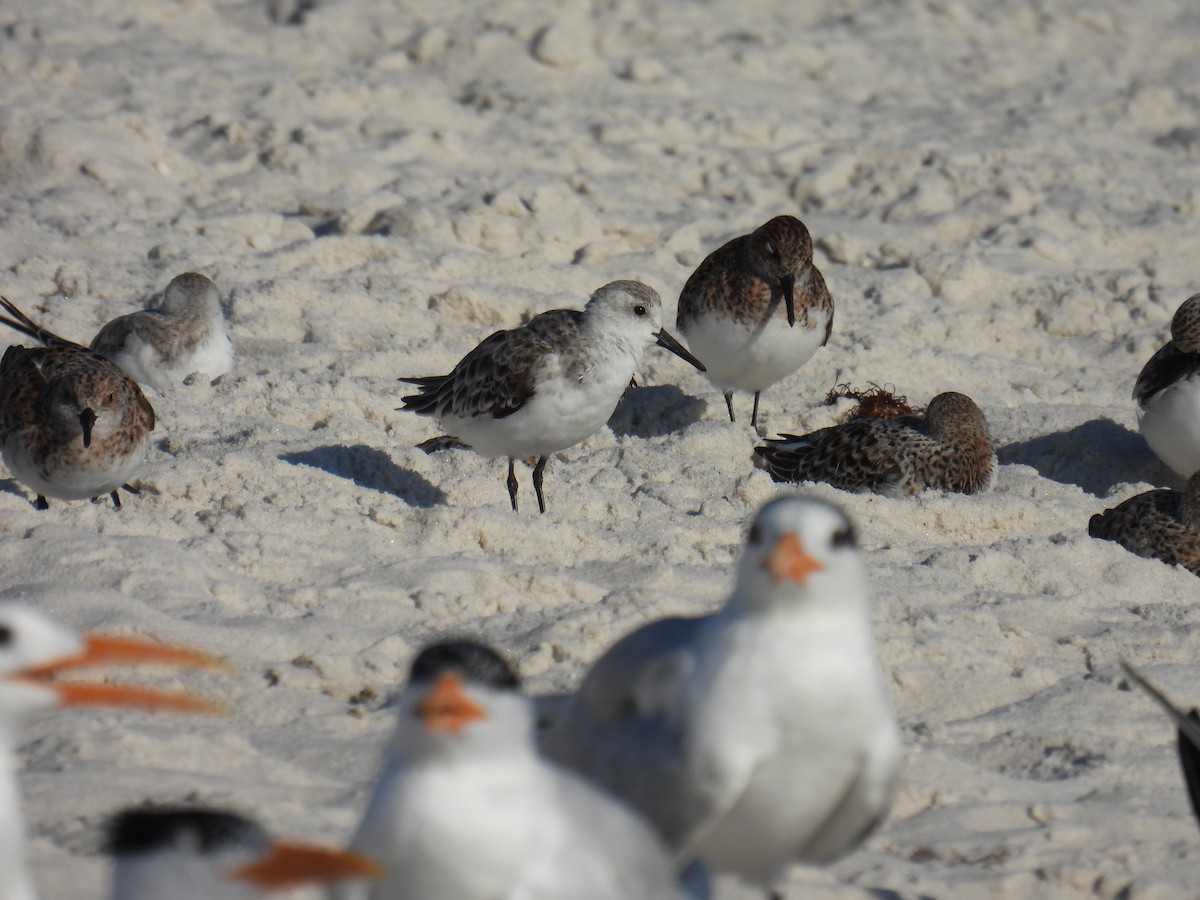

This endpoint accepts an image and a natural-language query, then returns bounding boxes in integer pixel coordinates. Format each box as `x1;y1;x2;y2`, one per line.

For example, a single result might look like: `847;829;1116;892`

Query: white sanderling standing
0;274;233;393
676;215;833;430
398;280;705;513
1121;662;1200;829
1135;293;1200;477
333;640;686;900
0;300;156;511
754;391;996;495
1088;471;1200;576
544;496;901;893
107;807;380;899
0;603;218;900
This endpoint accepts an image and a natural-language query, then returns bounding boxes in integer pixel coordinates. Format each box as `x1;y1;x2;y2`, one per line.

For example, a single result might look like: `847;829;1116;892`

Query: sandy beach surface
3;0;1200;896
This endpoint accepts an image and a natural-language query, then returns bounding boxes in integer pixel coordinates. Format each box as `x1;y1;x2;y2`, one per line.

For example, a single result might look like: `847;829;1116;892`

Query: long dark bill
79;408;97;448
655;329;706;372
780;274;796;327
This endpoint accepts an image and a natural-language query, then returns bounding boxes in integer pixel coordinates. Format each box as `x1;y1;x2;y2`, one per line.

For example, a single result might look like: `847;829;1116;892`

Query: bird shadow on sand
279;444;448;508
998;418;1175;497
608;384;707;439
0;479;33;506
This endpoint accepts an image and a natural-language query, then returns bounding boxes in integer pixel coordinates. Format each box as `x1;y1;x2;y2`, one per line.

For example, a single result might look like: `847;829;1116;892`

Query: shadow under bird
755;391;996;495
543;496;901;893
398;280;705;513
0;299;156;510
1122;661;1200;830
1088;471;1200;576
676;215;833;430
1134;292;1200;478
332;640;689;900
108;807;379;899
0;602;220;900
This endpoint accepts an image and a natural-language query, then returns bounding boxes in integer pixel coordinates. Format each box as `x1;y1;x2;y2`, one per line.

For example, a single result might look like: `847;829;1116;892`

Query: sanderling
107;808;379;899
754;391;996;495
0;301;156;510
1088;472;1200;576
676;215;833;429
398;280;705;513
334;641;684;900
91;272;234;392
1135;293;1200;477
0;273;233;393
544;496;900;891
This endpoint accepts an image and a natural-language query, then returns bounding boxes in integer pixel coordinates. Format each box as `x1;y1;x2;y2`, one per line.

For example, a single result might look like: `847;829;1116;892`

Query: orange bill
232;843;381;889
36;681;221;714
764;532;824;585
21;633;224;679
417;672;487;734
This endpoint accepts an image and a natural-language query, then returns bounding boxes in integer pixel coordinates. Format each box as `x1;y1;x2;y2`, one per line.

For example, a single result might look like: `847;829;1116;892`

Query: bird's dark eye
747;523;762;543
0;625;12;646
633;305;647;317
764;240;779;258
831;525;856;548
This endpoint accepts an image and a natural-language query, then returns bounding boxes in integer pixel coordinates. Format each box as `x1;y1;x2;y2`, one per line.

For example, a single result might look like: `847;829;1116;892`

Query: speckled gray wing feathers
1089;489;1200;575
0;345;47;439
1134;342;1200;405
756;415;930;491
399;309;584;420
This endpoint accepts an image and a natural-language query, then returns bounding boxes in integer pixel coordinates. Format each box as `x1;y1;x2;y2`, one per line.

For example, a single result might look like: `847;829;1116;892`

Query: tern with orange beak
544;496;901;893
108;807;379;899
0;603;218;900
332;640;687;900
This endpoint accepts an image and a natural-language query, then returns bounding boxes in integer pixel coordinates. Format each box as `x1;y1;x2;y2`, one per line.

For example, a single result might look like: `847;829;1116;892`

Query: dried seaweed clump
824;383;921;423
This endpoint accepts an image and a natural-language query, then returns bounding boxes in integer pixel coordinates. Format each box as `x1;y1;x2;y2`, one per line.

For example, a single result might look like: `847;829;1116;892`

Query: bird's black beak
655;329;706;372
79;408;97;448
780;274;796;327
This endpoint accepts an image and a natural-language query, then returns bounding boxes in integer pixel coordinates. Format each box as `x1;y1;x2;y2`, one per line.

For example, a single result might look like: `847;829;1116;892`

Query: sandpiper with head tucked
755;391;996;496
0;273;233;393
1089;472;1200;576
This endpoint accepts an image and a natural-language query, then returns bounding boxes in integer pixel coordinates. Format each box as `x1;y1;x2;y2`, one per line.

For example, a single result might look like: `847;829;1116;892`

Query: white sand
2;0;1200;896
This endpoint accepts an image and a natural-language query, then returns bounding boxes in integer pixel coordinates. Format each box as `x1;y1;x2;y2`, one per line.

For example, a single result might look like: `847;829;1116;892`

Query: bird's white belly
693;746;858;883
2;433;147;500
443;372;626;459
112;326;233;392
1139;378;1200;476
185;326;235;380
353;765;546;900
683;311;827;393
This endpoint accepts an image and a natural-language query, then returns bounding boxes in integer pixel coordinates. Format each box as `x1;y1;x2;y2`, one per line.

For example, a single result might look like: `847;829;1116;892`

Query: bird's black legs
532;455;548;515
750;391;762;430
507;458;519;511
110;490;123;510
35;495;48;510
724;390;736;422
